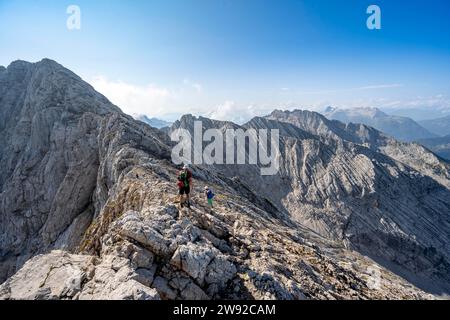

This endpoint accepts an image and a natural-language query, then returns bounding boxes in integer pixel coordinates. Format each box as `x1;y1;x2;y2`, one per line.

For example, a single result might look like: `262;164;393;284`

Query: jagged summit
6;59;32;69
266;108;387;146
0;59;449;300
0;59;121;122
3;59;68;78
172;114;241;132
7;58;61;68
243;116;316;141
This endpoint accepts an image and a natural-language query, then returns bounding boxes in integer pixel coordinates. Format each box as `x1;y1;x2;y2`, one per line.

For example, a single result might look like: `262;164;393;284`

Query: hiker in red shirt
177;164;192;208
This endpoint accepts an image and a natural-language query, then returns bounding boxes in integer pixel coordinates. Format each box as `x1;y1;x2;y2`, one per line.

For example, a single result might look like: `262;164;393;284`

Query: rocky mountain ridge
0;59;449;299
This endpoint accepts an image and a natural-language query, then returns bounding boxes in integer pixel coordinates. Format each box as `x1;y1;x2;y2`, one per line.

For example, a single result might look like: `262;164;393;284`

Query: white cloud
86;76;450;123
183;78;203;93
206;101;274;124
89;75;171;116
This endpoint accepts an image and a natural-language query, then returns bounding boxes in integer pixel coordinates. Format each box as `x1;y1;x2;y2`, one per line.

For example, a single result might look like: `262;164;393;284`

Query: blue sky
1;0;450;122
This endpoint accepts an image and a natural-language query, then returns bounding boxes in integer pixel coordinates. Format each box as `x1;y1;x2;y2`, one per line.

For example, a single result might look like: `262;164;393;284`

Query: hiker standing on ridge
204;186;215;211
177;164;192;208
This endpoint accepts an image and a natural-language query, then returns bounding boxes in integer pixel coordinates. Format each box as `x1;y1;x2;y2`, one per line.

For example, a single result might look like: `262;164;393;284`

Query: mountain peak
179;113;197;121
38;57;59;64
354;107;386;118
7;59;32;68
0;58;121;123
6;59;75;79
133;114;173;129
5;60;33;75
36;58;72;71
324;106;336;113
268;108;332;125
269;108;325;118
8;58;61;67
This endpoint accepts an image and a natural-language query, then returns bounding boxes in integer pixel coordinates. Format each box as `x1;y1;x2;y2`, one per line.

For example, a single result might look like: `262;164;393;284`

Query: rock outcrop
0;59;449;300
0;250;160;300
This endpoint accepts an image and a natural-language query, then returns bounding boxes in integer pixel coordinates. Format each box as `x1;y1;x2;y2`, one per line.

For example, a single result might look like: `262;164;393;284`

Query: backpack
178;170;190;187
206;190;215;199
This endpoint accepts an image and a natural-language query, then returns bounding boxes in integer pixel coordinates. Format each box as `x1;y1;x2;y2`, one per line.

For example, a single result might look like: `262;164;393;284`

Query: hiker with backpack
204;186;215;210
177;164;192;208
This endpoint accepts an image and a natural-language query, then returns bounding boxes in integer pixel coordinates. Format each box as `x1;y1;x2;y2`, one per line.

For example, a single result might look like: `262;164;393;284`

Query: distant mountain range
417;135;450;161
419;115;450;137
382;107;450;123
133;114;173;129
323;107;437;142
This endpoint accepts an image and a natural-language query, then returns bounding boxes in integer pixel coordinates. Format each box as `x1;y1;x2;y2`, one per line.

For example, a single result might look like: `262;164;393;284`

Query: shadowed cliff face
0;59;448;299
0;59;118;277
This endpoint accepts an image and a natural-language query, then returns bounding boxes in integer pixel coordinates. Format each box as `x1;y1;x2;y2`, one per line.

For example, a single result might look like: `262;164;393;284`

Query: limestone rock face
170;242;236;287
0;59;448;300
0;59;119;278
0;251;92;300
0;59;169;282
